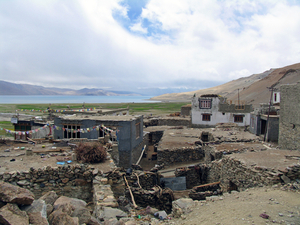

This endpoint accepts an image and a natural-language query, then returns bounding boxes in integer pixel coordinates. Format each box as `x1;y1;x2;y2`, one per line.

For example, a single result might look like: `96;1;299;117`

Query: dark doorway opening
261;120;266;134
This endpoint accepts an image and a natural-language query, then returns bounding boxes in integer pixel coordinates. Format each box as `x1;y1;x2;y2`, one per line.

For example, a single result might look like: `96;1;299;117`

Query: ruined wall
0;164;99;202
145;118;190;127
131;132;149;166
181;105;191;116
279;83;300;150
157;147;204;166
207;156;289;191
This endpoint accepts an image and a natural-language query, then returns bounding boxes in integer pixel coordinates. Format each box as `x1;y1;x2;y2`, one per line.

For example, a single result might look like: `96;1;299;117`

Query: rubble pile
0;182;96;225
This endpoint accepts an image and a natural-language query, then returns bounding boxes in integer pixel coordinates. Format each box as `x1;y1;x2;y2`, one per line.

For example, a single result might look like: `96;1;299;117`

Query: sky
1;0;300;94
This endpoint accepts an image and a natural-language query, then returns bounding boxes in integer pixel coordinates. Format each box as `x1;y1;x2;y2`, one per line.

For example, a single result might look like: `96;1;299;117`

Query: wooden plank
193;181;221;189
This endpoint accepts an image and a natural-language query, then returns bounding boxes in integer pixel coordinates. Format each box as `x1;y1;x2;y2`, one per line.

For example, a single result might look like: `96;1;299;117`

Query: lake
0;95;158;104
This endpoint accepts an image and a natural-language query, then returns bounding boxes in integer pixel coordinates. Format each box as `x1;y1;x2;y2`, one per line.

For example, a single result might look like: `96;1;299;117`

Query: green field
0;102;188;115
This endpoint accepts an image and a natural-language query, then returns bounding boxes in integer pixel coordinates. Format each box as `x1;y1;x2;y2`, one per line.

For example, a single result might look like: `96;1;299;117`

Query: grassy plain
0;102;188;115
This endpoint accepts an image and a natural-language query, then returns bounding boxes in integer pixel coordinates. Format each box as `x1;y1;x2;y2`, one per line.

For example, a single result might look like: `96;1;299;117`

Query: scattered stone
259;213;269;219
172;198;195;218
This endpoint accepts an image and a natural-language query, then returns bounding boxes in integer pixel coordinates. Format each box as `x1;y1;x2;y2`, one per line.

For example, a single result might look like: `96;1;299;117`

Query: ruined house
191;94;253;127
54;115;145;168
279;82;300;150
249;103;279;142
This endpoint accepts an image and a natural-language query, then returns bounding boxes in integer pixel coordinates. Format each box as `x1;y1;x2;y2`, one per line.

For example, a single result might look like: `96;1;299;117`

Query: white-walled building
191;94;253;127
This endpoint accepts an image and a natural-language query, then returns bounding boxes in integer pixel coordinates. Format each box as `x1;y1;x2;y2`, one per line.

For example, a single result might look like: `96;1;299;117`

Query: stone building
191;94;253;127
279;82;300;150
54;115;144;168
249;104;279;142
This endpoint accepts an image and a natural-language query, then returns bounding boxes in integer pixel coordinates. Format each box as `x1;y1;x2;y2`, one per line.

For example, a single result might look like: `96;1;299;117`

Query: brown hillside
229;63;300;107
151;62;300;108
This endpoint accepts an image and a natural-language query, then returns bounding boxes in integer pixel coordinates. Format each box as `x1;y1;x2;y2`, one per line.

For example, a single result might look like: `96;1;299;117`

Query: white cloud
0;0;299;93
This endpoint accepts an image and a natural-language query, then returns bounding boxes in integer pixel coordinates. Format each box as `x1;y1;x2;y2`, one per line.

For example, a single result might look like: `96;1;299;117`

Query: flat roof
58;114;142;122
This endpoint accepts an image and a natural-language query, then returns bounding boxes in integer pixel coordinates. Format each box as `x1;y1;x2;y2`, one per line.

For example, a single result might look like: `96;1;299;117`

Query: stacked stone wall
145;118;190;127
157;147;204;166
0;164;98;202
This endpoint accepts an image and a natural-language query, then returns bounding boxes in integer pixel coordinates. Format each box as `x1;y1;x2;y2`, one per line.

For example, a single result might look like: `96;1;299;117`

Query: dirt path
165;187;300;225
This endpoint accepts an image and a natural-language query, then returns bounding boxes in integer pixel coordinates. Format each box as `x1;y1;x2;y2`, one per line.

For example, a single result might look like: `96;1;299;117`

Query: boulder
88;216;102;225
0;203;29;225
172;198;195;218
22;199;48;225
96;207;127;221
0;181;34;205
39;191;58;205
53;196;86;211
71;206;91;224
48;210;79;225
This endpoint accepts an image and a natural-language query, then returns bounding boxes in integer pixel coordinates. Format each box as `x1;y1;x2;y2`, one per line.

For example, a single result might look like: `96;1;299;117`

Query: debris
259;213;269;219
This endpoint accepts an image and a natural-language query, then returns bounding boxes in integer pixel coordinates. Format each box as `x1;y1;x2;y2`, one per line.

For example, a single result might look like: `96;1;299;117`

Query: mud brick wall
279;82;300;150
0;164;99;202
157;147;204;166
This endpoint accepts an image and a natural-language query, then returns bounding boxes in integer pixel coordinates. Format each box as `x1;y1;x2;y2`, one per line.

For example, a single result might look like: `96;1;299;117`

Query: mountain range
151;62;300;108
0;81;140;96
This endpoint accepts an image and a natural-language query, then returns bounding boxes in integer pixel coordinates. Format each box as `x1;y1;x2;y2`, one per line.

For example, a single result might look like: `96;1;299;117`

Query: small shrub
75;142;107;163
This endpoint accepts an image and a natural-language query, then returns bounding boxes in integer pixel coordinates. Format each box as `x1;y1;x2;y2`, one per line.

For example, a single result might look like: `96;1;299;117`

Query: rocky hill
151;62;300;108
0;80;140;96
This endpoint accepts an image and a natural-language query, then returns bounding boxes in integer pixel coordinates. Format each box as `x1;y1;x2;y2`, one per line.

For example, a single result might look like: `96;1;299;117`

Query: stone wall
145;118;191;127
157;147;204;166
0;164;98;203
181;105;191;116
206;156;300;191
279;82;300;150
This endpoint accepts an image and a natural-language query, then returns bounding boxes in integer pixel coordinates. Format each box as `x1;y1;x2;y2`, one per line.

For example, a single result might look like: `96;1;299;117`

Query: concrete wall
191;96;252;127
279;83;300;150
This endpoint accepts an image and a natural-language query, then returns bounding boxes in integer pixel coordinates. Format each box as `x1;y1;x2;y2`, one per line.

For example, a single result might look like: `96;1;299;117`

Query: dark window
199;99;212;109
202;114;211;121
136;123;140;139
234;115;244;123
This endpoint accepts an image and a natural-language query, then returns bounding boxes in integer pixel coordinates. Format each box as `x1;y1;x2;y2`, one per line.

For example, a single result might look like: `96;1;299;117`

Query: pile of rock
0;181;97;225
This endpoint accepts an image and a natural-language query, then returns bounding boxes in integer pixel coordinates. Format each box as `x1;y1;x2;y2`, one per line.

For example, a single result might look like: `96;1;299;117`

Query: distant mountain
0;81;141;96
151;62;300;108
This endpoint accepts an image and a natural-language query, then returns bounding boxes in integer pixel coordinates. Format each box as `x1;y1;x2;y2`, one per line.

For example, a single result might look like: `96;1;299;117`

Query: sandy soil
0;142;113;173
166;187;300;225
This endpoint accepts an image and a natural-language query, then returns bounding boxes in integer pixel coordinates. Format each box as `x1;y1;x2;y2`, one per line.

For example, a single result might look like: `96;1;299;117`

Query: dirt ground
166;187;300;225
0;141;113;173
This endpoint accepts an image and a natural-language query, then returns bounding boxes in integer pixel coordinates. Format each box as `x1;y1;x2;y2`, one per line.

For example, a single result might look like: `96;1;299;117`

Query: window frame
234;115;244;123
199;99;212;109
202;114;211;121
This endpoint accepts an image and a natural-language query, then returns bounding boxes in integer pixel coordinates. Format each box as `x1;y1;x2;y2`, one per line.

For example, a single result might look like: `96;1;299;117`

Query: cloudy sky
1;0;300;94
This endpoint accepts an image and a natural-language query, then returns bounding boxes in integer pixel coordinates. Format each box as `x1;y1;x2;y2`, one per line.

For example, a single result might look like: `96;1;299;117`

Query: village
0;82;300;225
